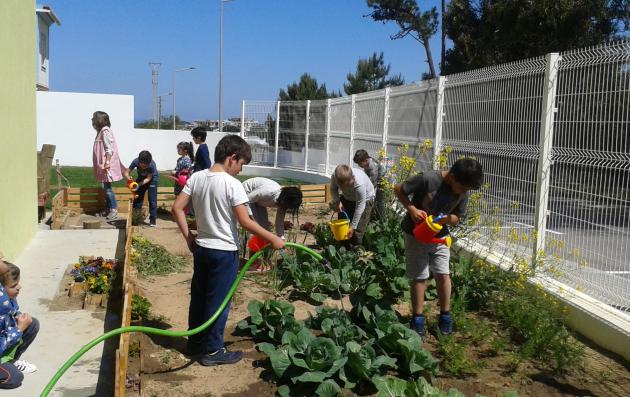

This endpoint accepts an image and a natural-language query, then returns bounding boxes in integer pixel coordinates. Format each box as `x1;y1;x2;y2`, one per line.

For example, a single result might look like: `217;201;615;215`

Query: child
191;127;212;173
91;111;125;221
394;158;483;336
172;135;284;366
165;142;194;196
242;177;303;237
354;149;386;218
123;150;159;227
329;164;375;245
0;261;39;389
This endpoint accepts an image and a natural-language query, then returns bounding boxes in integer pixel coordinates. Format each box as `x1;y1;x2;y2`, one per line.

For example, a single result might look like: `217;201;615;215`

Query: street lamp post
220;0;234;132
157;92;172;129
172;67;195;130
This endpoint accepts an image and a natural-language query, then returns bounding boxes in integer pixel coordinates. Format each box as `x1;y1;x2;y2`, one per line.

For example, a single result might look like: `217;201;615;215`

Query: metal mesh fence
241;40;630;313
242;101;277;166
442;57;547;260
547;42;630;310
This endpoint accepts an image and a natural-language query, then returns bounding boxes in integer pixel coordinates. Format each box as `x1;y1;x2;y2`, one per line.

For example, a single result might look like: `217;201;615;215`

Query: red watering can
413;214;452;247
247;235;269;253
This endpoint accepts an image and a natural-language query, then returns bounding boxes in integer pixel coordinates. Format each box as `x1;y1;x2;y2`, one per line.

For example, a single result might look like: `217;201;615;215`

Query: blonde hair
334;164;354;185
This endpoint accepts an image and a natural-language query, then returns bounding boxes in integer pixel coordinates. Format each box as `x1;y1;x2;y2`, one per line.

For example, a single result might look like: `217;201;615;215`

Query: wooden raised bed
115;207;134;397
52;184;330;229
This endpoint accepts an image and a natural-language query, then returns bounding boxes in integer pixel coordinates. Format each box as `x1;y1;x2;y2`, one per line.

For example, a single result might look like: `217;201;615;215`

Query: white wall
36;91;227;170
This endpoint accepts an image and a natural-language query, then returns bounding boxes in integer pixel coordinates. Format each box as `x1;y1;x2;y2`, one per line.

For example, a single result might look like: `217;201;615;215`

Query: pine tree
344;52;405;95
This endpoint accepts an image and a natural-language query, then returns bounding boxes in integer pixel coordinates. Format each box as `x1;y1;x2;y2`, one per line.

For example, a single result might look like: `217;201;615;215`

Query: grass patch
130;235;186;277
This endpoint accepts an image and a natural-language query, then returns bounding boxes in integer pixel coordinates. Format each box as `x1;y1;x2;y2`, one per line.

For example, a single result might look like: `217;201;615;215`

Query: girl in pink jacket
92;111;125;220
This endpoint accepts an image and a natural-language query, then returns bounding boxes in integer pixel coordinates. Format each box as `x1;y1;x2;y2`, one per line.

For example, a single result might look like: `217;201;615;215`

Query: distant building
35;5;61;91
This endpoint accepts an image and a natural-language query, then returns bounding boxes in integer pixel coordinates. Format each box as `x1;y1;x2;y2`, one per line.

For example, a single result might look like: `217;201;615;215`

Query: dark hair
353;149;370;164
178;141;194;162
214;135;251;164
191;126;207;141
138;150;153;165
278;187;303;214
92;111;111;130
0;262;20;286
450;158;484;190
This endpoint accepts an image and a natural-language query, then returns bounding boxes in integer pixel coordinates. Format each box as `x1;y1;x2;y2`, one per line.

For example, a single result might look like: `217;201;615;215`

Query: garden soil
128;206;630;397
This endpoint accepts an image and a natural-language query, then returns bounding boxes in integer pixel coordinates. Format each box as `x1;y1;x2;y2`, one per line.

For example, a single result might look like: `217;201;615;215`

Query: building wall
0;0;37;260
37;91;227;170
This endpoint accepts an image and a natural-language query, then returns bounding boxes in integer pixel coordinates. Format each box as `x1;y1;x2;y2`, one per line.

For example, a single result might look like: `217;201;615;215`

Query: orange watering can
413;214;452;247
126;179;139;199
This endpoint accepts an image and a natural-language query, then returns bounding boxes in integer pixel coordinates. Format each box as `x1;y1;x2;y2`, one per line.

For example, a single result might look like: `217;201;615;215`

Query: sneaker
149;222;157;228
438;312;453;334
199;347;243;366
14;359;37;373
106;210;119;221
410;315;425;337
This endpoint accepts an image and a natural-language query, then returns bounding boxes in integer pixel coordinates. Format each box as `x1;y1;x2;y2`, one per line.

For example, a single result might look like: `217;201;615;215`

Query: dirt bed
126;206;630;397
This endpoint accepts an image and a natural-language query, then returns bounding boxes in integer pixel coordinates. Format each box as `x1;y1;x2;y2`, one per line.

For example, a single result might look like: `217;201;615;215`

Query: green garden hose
40;242;323;397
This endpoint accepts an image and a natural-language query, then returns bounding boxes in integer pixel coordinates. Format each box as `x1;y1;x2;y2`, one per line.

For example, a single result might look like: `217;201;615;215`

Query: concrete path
7;229;121;397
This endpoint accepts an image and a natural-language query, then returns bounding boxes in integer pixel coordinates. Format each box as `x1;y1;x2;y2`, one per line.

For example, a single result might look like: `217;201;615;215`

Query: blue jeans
102;182;118;210
132;182;157;224
187;245;238;354
0;318;39;389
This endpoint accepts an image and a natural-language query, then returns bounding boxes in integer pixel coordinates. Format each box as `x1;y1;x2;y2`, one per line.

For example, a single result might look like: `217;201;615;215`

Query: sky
43;0;445;123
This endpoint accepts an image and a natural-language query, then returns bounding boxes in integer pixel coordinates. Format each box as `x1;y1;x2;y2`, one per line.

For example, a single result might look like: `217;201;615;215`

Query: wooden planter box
83;293;108;309
68;281;87;297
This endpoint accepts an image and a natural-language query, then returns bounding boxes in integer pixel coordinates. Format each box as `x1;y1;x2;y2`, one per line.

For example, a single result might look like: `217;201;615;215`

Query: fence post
304;100;311;171
382;87;390;152
325;99;331;175
274;101;280;168
240;100;246;138
433;76;446;169
533;53;561;262
349;94;356;163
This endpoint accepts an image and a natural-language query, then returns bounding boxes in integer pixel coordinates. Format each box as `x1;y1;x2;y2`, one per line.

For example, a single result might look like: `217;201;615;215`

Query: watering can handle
331;211;350;221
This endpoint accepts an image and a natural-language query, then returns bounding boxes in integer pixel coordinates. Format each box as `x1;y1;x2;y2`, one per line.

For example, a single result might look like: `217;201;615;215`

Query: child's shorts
403;232;450;280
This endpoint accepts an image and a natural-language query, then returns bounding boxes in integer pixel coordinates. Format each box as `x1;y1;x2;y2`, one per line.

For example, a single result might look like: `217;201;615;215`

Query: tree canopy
278;73;338;101
344;52;405;95
442;0;630;74
366;0;439;79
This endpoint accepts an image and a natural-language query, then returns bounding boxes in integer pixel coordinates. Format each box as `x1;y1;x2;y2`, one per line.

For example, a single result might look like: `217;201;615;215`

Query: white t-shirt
182;170;249;251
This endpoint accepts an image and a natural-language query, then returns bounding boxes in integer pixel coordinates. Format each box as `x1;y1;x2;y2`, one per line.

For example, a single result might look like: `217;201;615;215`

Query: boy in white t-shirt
172;135;284;366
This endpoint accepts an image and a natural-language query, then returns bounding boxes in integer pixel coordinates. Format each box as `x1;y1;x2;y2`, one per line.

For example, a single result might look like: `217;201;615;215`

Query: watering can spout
430;236;452;247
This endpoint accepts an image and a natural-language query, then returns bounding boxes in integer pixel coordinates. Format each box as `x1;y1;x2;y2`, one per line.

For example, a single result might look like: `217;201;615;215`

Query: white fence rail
240;40;630;314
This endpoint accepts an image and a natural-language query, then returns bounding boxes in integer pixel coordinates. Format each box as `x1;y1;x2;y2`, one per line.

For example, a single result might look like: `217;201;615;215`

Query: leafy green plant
258;328;347;389
236;299;305;343
131;208;148;226
131;235;186;277
131;293;152;321
372;376;465;397
436;334;482;377
377;323;438;376
493;283;583;372
339;341;397;390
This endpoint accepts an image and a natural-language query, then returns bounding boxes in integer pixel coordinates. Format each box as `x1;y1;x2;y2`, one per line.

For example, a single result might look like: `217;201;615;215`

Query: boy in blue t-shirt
172;135;284;366
123;150;159;227
191;127;211;173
